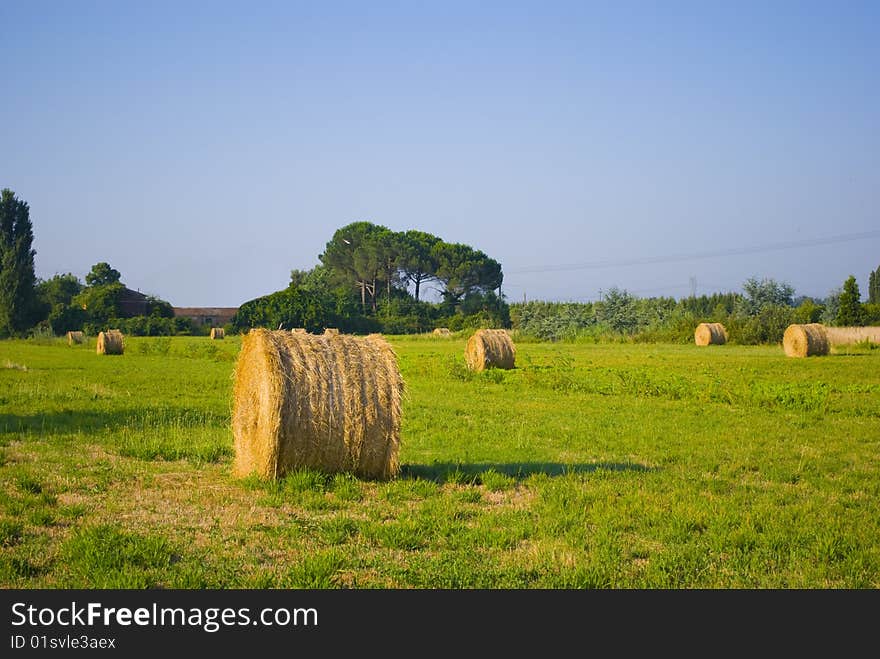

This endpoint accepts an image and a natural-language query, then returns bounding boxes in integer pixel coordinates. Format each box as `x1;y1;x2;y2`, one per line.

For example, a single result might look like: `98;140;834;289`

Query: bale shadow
401;461;656;483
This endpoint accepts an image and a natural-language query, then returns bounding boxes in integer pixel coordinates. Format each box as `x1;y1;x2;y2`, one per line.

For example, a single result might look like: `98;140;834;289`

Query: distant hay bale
465;328;516;371
783;323;829;357
694;322;728;346
66;331;84;346
232;328;404;481
324;328;339;336
210;327;225;340
96;330;124;355
824;326;880;347
432;327;451;336
291;328;307;334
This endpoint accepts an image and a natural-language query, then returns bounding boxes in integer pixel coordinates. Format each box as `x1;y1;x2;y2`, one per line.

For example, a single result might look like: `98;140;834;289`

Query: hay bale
291;328;307;334
694;322;728;346
324;328;339;336
96;330;124;355
824;326;880;347
465;328;516;371
66;331;84;346
783;323;829;357
210;327;225;340
232;328;404;481
432;328;451;336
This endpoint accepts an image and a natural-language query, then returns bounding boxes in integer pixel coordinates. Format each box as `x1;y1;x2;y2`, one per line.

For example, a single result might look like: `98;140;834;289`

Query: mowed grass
1;333;878;588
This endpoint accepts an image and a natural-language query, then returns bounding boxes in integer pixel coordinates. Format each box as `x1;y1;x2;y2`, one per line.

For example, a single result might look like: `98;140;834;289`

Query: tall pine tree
0;189;39;336
869;265;879;304
835;275;864;326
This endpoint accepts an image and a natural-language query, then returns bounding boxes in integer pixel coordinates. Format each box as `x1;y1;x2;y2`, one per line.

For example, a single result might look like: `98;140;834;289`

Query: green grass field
1;333;878;588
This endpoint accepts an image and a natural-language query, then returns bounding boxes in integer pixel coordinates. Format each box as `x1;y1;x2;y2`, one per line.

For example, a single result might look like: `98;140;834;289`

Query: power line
504;229;880;276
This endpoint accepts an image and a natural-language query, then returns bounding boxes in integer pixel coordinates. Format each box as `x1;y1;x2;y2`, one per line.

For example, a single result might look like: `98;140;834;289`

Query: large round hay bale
66;331;84;346
433;327;451;337
96;330;124;355
324;328;339;336
783;323;829;357
694;322;728;346
465;328;516;371
824;326;880;347
291;328;307;334
210;327;225;340
232;328;404;481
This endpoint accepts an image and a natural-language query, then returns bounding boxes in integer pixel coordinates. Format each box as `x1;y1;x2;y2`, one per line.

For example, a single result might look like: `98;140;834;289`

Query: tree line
512;276;880;344
1;187;878;341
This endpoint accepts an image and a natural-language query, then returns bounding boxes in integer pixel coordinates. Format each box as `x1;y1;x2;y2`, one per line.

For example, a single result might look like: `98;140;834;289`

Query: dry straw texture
465;328;516;371
694;322;728;346
824;326;880;346
783;323;830;357
432;328;452;336
232;328;404;481
96;330;124;355
210;327;225;340
66;331;84;346
324;328;340;336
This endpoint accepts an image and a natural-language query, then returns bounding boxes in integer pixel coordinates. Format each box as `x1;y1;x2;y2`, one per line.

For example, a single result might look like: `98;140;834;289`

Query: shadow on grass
401;461;656;483
0;407;227;436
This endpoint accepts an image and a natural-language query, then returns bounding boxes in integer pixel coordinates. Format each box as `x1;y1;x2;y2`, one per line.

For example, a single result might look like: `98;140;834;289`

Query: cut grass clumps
0;519;24;547
479;468;517;492
60;524;175;588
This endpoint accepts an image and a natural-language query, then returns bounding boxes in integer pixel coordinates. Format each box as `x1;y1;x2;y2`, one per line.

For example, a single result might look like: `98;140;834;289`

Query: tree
37;273;83;308
835;275;864;326
36;273;86;334
869;265;880;304
433;242;503;308
320;222;388;313
0;189;39;336
85;262;122;287
399;230;441;302
72;283;125;325
739;277;794;315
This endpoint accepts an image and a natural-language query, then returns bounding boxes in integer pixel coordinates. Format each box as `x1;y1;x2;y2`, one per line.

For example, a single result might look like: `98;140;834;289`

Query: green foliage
319;221;503;316
399;230;441;301
869;265;880;305
433;241;502;306
835;275;865;326
595;287;639;333
738;277;794;315
85;262;121;287
231;284;374;334
792;298;825;324
727;305;795;345
0;189;39;337
37;273;83;307
73;283;125;324
146;295;174;318
863;303;880;324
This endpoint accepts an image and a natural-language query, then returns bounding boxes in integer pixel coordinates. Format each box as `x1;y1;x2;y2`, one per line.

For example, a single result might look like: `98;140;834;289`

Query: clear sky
2;0;878;307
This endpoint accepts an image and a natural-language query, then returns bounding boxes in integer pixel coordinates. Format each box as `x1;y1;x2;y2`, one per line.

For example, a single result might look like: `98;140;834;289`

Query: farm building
118;288;150;317
173;307;239;327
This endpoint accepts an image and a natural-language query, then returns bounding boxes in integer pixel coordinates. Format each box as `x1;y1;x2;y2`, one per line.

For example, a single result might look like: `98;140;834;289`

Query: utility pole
689;276;697;298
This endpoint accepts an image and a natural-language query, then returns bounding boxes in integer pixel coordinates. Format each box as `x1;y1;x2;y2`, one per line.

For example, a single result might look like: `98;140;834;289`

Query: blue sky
2;1;878;307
